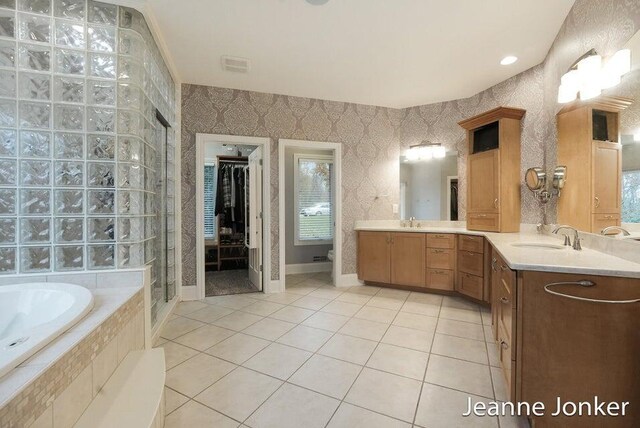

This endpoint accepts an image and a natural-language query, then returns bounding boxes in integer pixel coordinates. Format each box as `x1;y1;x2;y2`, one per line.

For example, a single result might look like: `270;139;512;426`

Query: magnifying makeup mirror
525;167;547;192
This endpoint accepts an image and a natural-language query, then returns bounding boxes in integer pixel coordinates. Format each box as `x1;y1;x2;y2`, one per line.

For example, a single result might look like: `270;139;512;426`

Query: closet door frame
195;134;272;300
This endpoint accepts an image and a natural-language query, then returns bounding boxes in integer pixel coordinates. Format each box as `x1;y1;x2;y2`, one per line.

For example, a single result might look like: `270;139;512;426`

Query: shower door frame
195;134;272;300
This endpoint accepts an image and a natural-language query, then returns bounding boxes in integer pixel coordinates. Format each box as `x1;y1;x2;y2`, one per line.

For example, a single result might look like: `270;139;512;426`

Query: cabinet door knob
491;257;498;271
595;196;600;208
500;340;509;350
494;198;499;208
500;296;509;304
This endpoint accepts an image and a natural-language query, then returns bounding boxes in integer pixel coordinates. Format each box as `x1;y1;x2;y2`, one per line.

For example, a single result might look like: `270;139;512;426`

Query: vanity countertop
355;222;640;279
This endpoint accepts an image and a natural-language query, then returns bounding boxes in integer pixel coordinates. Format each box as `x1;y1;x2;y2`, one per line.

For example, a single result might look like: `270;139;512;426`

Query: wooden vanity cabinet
517;271;640;427
358;231;496;300
490;249;517;400
459;107;525;233
557;96;631;233
426;233;456;291
357;231;391;283
456;235;489;301
357;231;425;287
390;233;425;287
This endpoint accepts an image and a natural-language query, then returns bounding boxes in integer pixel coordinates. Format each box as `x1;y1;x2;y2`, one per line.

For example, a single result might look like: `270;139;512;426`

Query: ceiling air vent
221;56;250;73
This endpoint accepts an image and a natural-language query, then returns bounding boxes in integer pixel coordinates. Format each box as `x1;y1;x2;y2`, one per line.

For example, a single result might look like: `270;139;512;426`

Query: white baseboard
181;285;198;301
285;262;332;275
337;273;363;288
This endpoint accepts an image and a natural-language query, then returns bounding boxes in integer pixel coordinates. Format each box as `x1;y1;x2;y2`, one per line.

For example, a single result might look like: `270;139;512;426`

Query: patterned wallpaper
180;0;640;285
181;86;404;283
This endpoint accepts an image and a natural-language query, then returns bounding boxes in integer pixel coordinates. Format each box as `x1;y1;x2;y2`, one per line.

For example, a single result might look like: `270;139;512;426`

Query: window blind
296;157;333;243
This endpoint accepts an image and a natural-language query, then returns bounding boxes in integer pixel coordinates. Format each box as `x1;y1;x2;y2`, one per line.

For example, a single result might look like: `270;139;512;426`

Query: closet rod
218;160;248;164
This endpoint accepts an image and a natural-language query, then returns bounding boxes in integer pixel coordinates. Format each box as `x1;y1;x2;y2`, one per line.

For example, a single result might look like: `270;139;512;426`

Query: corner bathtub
0;283;94;379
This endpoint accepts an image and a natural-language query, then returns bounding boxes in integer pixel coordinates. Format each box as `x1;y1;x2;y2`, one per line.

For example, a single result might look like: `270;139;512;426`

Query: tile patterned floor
158;273;529;428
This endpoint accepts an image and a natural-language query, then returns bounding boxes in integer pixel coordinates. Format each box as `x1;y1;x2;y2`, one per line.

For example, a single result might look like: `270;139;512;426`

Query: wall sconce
557;48;631;103
405;141;446;162
525;166;567;204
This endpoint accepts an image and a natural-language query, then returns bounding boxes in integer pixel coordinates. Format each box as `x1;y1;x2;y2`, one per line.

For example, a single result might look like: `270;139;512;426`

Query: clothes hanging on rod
215;160;248;229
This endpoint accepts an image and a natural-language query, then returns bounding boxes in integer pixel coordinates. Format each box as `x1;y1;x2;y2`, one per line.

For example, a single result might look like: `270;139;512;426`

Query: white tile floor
159;273;529;428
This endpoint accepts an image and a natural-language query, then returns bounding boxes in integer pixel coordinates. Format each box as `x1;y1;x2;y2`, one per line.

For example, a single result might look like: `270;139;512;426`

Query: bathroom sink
510;242;566;250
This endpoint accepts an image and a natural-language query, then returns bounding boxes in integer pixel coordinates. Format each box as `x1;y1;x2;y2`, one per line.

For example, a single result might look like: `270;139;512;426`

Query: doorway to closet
196;135;269;298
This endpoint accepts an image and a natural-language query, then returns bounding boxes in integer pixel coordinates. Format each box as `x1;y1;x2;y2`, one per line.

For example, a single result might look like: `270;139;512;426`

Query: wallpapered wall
181;0;640;285
181;87;404;283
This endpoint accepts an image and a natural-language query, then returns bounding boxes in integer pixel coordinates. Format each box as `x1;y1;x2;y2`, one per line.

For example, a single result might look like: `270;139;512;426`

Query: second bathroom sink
510;242;566;250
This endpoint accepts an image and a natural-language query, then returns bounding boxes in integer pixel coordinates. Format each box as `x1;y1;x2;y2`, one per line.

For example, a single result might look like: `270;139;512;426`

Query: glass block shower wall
0;0;176;320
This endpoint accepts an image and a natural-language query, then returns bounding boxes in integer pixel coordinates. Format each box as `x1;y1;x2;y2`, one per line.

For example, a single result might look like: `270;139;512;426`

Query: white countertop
355;222;640;279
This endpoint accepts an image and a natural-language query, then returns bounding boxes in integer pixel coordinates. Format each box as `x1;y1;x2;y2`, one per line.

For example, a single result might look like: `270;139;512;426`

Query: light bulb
418;146;432;161
406;148;419;161
433;146;446;158
561;69;580;93
609;49;631;77
557;83;577;103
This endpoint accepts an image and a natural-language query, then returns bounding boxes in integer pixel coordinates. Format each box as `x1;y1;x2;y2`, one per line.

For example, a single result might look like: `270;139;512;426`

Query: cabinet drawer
426;248;455;270
497;323;513;401
458;250;483;276
457;272;483;300
592;213;620;233
458;235;484;253
467;213;499;232
426;233;455;249
426;269;454;291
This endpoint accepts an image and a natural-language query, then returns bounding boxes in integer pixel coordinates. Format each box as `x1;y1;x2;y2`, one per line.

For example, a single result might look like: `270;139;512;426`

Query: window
294;154;333;245
204;163;217;239
622;170;640;223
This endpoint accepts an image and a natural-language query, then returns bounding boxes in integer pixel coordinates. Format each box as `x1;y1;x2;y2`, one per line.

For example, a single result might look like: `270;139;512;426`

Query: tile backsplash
0;0;176;300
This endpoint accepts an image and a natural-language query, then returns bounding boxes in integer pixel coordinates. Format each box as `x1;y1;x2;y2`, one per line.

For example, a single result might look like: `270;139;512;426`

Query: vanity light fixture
557;48;631;103
500;56;518;65
406;142;446;162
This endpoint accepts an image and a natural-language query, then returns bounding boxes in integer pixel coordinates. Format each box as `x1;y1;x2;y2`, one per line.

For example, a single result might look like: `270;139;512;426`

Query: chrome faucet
409;216;416;228
552;225;582;251
601;226;630;236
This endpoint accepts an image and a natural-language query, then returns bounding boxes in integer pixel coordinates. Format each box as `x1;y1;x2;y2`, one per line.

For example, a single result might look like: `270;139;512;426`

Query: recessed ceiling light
500;56;518;65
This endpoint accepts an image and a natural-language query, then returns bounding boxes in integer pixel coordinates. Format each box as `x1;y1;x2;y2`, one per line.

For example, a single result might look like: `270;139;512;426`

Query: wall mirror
556;29;640;241
399;151;459;221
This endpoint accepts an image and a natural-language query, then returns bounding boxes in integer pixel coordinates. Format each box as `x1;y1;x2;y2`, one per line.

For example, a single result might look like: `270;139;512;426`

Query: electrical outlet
392;204;399;214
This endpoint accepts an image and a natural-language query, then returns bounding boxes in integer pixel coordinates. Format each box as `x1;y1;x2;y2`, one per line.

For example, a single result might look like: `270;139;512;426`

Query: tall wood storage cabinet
459;107;525;232
557;96;632;233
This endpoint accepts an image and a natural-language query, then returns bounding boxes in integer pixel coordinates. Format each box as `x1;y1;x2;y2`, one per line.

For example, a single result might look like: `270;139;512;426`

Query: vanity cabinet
356;231;425;287
459;106;525;233
357;231;496;301
426;233;456;291
390;233;425;287
357;231;391;283
557;96;631;233
517;271;640;427
456;235;489;301
490;249;516;400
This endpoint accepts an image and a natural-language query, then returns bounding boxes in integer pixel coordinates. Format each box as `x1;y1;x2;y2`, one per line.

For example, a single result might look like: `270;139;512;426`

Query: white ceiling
147;0;575;109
